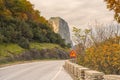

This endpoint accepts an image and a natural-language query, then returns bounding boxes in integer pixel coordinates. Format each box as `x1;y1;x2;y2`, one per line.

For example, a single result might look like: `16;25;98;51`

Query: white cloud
29;0;115;29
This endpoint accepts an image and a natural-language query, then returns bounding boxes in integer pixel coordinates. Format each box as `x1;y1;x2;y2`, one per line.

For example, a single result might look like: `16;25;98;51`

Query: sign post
69;50;77;63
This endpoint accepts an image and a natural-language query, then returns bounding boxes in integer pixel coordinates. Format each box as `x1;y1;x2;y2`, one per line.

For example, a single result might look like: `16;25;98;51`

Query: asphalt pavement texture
0;60;72;80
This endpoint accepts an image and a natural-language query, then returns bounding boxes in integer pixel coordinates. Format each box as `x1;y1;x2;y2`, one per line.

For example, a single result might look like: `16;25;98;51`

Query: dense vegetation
73;24;120;74
0;0;66;49
85;38;120;74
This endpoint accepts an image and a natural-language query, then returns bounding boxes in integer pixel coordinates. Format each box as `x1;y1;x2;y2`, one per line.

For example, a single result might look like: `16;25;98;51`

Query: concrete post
85;70;104;80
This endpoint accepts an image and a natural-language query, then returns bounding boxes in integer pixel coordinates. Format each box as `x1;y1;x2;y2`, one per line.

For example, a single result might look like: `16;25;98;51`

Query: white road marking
51;67;63;80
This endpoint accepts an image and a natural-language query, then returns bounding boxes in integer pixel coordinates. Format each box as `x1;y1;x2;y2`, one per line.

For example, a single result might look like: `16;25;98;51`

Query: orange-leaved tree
104;0;120;23
85;37;120;74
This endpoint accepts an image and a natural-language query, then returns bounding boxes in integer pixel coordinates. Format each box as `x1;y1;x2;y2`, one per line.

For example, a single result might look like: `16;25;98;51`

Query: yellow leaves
0;9;12;20
21;13;28;20
83;37;120;74
103;45;108;49
113;57;118;61
106;52;111;55
113;43;119;47
105;0;120;23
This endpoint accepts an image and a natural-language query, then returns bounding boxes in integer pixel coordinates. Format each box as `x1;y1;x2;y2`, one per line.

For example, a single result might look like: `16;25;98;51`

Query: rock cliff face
49;17;72;45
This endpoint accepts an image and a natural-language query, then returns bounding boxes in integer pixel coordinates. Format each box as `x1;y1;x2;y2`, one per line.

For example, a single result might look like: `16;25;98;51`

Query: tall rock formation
49;17;72;45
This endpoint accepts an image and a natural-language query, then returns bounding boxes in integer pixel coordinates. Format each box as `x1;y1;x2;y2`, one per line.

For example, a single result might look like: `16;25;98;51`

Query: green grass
0;42;70;65
0;43;24;57
0;42;69;57
30;42;61;50
30;42;70;52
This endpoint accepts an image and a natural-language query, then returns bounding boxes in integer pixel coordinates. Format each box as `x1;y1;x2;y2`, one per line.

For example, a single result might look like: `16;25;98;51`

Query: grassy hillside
0;44;24;57
30;42;70;51
30;43;61;50
0;43;69;58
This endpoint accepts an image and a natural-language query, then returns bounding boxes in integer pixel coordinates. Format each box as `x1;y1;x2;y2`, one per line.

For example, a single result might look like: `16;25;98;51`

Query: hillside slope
0;43;70;64
0;0;67;48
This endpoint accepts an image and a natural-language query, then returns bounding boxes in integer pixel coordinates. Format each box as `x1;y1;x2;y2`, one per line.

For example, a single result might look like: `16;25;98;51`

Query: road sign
70;50;77;58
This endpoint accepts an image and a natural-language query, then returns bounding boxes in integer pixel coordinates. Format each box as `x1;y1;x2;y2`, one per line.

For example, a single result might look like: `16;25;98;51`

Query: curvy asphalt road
0;60;72;80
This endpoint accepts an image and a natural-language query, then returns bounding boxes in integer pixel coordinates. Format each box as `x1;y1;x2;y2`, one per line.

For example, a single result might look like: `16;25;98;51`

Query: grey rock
49;17;72;45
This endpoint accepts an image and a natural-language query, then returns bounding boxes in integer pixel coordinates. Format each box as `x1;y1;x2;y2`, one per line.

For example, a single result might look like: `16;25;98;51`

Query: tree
104;0;120;23
75;24;120;74
72;27;91;54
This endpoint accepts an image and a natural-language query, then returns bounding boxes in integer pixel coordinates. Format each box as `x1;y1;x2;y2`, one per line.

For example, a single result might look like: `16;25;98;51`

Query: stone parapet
64;60;120;80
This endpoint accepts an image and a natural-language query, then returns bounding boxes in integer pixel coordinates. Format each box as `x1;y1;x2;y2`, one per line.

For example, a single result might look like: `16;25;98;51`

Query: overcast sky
29;0;115;29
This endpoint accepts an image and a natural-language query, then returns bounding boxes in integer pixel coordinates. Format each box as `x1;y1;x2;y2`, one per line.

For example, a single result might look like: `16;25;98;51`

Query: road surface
0;60;72;80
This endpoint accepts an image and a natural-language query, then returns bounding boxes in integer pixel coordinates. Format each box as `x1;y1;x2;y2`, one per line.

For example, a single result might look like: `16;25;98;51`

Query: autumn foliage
83;38;120;74
104;0;120;23
73;24;120;74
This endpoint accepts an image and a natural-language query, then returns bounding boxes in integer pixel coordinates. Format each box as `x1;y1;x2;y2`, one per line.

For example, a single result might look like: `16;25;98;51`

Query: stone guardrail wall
64;60;120;80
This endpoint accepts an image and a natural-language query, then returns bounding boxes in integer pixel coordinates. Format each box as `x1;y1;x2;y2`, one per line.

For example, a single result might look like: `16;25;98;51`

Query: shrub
77;38;120;74
18;37;30;49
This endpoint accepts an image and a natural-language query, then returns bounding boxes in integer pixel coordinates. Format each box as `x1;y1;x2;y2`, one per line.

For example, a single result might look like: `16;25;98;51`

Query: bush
18;37;30;49
77;39;120;74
